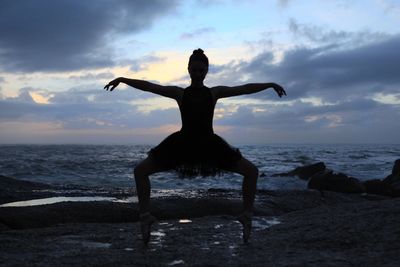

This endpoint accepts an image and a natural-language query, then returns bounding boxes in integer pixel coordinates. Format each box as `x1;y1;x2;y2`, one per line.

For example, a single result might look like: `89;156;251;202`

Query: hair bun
188;48;208;67
193;48;204;55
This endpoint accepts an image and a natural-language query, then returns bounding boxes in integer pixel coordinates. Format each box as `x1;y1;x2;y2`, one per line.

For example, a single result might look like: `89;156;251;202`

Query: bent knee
248;164;259;178
134;163;151;177
239;160;258;178
134;157;161;177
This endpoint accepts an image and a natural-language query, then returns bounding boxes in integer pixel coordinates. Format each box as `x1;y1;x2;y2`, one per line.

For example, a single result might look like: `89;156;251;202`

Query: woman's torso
178;86;216;137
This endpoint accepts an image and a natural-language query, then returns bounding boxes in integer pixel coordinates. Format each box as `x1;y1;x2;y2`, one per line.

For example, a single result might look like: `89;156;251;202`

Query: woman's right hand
104;77;122;91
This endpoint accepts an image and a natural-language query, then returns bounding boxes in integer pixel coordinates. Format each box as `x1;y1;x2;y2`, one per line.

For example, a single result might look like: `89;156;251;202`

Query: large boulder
383;159;400;197
273;162;326;180
383;159;400;183
0;175;54;204
390;182;400;197
308;170;365;194
0;175;52;191
363;179;392;197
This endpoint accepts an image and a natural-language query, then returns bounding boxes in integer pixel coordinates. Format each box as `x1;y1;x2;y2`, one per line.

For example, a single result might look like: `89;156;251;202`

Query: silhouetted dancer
104;49;286;245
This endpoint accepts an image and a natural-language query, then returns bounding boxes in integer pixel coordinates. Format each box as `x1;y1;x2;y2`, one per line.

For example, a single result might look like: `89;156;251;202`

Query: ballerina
104;49;286;245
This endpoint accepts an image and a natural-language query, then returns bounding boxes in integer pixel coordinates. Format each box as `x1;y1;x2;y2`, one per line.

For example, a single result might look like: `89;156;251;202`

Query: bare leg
134;155;166;213
225;157;259;213
223;157;259;243
133;155;167;245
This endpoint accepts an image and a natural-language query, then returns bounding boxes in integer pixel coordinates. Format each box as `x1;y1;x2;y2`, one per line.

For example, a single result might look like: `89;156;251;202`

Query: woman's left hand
272;83;286;98
104;78;122;91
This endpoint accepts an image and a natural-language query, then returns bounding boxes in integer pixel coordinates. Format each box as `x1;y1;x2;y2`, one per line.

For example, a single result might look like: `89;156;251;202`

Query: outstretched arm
213;83;286;99
104;77;183;101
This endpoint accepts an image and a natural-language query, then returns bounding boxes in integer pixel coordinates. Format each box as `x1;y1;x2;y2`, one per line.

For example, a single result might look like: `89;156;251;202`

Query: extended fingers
276;85;286;97
104;83;113;91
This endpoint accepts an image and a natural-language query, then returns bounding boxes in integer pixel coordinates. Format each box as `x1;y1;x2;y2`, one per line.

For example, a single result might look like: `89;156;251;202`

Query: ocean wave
1;144;399;189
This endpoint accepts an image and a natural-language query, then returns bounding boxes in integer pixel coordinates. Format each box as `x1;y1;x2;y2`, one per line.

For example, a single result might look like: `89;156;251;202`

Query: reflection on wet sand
0;196;121;207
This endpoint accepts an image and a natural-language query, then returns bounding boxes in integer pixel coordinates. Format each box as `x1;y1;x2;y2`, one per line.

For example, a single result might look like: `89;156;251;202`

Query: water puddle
178;219;192;224
81;241;112;249
0;196;119;207
151;231;166;237
168;260;185;266
149;230;166;246
61;236;112;249
0;189;204;208
252;216;281;230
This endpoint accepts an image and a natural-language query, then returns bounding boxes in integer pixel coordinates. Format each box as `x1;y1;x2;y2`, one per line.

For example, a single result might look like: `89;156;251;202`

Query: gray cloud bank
209;33;400;100
0;0;178;72
1;30;399;144
207;33;400;143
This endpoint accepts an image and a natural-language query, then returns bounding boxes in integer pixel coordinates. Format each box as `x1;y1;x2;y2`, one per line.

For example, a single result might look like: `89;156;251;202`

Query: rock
0;201;139;229
308;170;365;194
0;222;10;231
0;175;55;204
0;189;371;230
363;179;392;196
381;159;400;197
383;159;400;185
0;196;399;266
0;175;53;191
272;162;326;180
390;182;400;197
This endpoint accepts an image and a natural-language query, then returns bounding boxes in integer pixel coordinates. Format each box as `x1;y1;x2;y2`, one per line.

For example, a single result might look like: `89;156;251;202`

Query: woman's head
188;48;208;82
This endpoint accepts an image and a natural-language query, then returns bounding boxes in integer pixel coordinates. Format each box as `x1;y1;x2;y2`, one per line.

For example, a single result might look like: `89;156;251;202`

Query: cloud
288;19;389;45
68;72;114;81
203;32;400;143
0;0;179;72
125;55;166;72
214;33;400;101
180;27;215;40
379;0;400;14
214;97;400;143
2;26;400;144
0;86;180;131
277;0;291;8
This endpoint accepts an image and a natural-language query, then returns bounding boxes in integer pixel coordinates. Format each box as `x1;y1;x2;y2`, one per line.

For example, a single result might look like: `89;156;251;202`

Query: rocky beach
1;160;400;266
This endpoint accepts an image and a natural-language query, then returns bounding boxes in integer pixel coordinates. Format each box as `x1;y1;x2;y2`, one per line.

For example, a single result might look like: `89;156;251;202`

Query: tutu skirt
148;131;242;177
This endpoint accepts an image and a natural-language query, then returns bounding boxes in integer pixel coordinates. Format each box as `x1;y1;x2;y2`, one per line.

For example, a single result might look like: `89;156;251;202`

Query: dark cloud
0;0;179;72
214;97;400;143
220;34;400;101
208;31;400;144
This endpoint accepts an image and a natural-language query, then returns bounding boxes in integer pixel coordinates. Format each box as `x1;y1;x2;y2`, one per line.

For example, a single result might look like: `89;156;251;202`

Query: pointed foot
140;212;156;246
237;212;252;244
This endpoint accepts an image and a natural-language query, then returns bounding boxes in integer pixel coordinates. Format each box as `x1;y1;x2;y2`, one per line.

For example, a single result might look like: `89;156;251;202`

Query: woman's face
188;61;208;82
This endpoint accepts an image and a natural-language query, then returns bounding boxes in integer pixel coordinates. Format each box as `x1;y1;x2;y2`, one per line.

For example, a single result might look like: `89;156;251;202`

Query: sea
1;144;399;191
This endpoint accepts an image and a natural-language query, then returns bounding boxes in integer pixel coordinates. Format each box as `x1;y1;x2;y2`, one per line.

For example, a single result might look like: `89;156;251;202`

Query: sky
0;0;399;144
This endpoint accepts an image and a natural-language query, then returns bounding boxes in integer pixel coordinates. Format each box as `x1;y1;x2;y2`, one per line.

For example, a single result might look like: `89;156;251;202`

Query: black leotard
180;86;215;136
148;86;242;177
